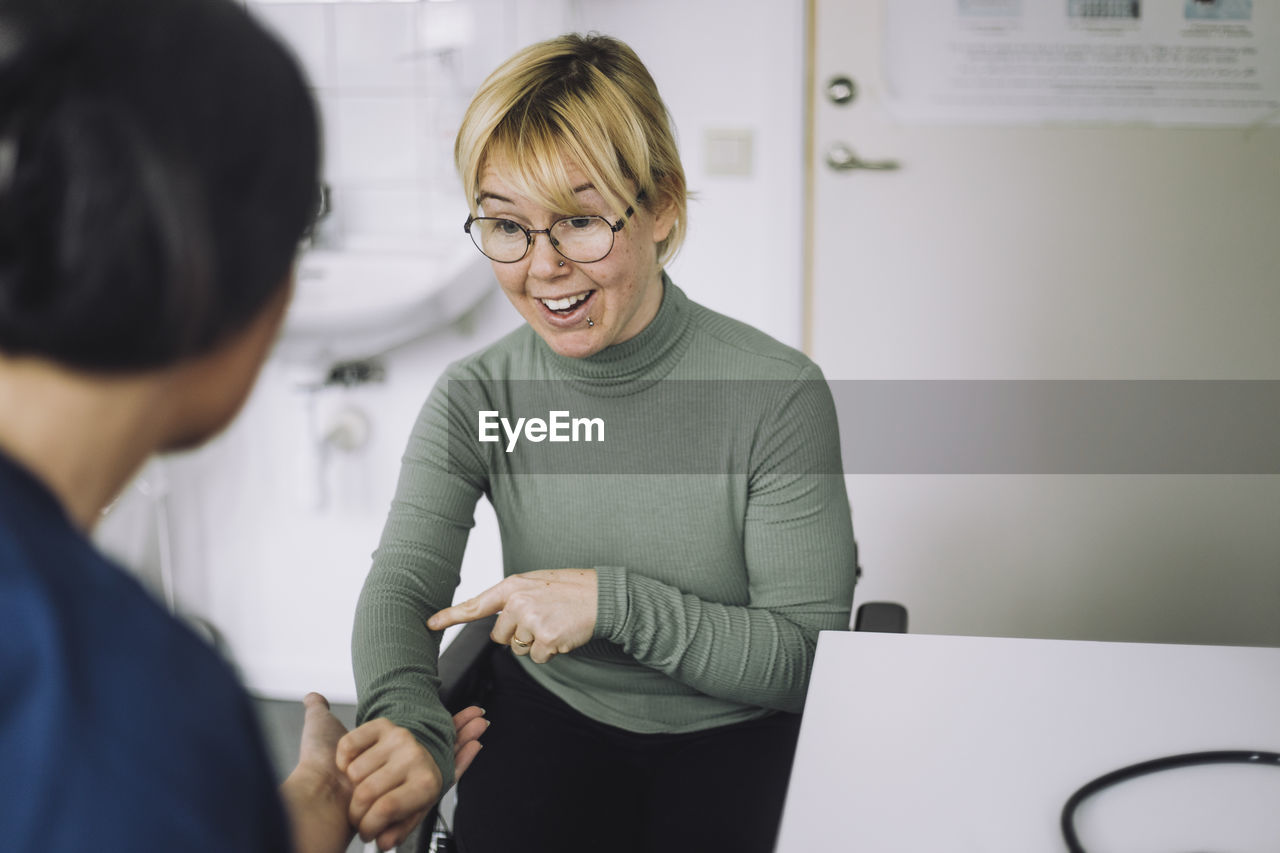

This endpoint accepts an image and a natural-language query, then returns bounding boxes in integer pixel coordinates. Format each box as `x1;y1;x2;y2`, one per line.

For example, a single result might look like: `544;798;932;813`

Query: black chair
436;612;501;715
414;599;906;851
853;600;908;633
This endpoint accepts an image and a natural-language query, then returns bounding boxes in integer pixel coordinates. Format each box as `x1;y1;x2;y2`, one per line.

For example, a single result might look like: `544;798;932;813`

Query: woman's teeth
541;292;589;311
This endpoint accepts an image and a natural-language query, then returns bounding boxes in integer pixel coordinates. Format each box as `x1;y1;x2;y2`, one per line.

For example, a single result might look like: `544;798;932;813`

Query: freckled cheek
589;276;631;309
594;248;642;296
493;266;530;298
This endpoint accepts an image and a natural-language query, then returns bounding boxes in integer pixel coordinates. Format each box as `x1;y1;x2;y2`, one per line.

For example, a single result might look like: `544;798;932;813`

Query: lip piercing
587;316;595;327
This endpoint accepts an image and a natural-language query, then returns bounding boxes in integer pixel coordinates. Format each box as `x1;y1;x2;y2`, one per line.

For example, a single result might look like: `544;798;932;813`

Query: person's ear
159;272;294;451
648;192;677;246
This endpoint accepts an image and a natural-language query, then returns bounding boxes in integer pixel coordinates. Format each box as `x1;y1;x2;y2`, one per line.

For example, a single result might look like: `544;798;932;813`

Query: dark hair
0;0;320;371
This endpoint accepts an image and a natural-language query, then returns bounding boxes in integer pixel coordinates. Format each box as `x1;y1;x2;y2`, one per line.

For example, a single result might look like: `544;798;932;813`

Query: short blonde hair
455;33;688;266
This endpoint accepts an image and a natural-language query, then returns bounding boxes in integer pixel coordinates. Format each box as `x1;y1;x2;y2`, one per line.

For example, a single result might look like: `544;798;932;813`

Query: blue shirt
0;451;291;851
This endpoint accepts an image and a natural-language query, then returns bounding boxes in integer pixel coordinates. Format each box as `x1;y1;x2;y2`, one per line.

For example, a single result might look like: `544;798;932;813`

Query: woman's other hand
335;706;488;851
428;569;598;664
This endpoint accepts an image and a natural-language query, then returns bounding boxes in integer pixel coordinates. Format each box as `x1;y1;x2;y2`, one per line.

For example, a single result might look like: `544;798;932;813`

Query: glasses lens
470;218;528;262
551;216;614;263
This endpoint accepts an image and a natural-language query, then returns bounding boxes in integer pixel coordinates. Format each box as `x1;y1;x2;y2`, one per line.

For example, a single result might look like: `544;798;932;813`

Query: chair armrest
437;613;499;714
414;615;499;852
854;602;908;633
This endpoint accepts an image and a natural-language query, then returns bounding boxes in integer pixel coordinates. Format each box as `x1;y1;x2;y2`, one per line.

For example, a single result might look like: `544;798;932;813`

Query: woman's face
476;158;675;359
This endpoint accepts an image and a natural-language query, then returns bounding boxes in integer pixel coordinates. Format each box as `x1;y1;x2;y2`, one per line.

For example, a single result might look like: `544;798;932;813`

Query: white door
809;0;1280;644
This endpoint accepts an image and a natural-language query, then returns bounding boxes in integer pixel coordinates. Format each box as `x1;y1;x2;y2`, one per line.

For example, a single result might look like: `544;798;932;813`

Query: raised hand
280;693;357;853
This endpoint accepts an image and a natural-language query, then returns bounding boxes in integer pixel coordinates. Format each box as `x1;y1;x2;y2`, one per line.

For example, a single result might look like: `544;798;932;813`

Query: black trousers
452;651;802;853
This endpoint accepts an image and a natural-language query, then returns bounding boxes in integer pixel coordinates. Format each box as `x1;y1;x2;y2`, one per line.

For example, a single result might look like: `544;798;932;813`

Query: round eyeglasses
464;206;635;264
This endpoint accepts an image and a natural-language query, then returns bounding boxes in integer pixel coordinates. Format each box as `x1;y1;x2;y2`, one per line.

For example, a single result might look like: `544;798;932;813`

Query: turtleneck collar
538;273;692;393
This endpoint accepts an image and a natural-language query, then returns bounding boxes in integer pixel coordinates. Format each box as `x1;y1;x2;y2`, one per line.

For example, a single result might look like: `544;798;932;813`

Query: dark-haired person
0;1;482;851
346;34;858;852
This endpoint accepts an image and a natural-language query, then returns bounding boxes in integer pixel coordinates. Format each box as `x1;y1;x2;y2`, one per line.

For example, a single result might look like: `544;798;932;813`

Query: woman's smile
535;289;597;326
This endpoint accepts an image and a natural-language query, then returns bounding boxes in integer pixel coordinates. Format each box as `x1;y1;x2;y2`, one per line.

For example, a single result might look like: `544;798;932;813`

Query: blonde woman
344;34;857;852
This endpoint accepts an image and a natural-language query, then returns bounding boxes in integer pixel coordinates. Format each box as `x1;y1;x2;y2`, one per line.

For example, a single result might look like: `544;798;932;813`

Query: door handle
826;142;901;172
826;75;857;106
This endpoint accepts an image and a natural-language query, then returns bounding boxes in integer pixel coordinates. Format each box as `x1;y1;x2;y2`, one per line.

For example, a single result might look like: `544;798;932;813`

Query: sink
275;242;492;368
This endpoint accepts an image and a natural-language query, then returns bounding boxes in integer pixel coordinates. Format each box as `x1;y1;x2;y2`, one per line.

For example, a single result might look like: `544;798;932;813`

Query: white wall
809;0;1280;648
567;0;807;346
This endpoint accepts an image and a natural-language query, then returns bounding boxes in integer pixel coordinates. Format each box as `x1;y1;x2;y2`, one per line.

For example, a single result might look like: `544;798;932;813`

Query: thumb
297;692;348;770
303;692;330;713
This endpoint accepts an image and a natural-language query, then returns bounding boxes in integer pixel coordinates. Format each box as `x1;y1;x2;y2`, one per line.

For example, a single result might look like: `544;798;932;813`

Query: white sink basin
276;242;492;367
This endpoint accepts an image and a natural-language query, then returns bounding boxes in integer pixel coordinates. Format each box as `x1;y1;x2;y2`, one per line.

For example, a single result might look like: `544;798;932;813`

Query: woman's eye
565;217;597;230
495;220;523;236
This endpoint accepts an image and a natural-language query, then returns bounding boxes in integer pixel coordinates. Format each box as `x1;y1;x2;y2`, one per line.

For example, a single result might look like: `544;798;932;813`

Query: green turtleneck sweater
352;278;857;790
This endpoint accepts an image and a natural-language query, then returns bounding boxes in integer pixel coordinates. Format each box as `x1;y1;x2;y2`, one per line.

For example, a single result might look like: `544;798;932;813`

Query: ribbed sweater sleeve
591;365;855;713
350;375;483;792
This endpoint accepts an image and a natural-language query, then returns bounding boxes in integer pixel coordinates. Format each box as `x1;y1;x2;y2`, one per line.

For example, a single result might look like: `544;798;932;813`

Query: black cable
1060;750;1280;853
425;806;456;853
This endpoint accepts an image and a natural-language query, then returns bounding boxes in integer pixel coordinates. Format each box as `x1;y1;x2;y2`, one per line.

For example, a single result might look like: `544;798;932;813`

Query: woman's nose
527;231;568;277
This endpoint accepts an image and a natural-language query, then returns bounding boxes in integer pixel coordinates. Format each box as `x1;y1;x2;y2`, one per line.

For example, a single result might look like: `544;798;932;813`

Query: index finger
335;717;391;772
452;705;486;732
427;583;508;631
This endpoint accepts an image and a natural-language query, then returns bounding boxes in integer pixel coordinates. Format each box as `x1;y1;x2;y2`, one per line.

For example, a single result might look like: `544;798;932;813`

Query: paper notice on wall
883;1;1280;125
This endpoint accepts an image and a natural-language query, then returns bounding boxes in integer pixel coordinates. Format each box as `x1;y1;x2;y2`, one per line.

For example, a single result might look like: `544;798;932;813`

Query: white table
776;632;1280;852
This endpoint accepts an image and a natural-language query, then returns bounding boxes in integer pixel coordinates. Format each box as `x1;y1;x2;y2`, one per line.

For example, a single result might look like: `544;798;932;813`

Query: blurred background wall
95;0;1279;704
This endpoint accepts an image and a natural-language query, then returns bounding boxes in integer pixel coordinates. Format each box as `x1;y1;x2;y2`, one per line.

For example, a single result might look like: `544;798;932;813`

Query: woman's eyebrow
477;183;596;206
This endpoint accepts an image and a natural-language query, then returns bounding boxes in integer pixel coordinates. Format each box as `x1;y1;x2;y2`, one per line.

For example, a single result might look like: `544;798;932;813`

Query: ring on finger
511;636;532;649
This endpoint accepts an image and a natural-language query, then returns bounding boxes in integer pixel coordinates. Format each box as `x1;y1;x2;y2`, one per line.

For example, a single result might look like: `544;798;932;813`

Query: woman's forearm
594;564;853;712
351;558;459;789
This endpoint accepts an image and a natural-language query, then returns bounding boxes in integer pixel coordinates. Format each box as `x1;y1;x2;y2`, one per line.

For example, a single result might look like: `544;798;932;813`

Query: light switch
705;128;754;177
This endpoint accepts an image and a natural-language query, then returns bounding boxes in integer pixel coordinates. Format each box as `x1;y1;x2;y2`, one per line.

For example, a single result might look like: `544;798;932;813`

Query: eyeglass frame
463;205;637;264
